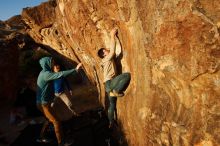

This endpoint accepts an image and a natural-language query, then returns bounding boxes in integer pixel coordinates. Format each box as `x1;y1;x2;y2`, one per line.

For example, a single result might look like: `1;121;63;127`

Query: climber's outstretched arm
104;28;118;61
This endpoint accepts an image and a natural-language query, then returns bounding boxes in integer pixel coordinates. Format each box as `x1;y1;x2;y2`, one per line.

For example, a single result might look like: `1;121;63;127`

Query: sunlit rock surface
22;0;220;145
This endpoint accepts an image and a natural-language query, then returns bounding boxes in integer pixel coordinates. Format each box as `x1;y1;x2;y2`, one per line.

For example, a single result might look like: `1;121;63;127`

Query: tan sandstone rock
22;0;220;145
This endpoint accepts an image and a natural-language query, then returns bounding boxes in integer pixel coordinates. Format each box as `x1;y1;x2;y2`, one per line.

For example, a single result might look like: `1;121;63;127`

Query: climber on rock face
97;27;131;128
36;56;82;146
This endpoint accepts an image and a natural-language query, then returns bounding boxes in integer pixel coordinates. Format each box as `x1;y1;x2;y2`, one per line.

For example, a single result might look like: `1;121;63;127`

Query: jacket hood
39;57;52;71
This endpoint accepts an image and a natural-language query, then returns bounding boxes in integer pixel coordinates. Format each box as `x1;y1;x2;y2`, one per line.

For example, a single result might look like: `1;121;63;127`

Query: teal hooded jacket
36;57;77;104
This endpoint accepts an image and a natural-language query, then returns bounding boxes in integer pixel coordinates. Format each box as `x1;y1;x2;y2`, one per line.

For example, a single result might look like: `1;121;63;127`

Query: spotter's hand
76;63;82;71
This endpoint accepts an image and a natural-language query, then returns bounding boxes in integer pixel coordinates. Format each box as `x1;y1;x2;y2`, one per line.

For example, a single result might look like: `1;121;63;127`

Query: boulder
22;0;220;145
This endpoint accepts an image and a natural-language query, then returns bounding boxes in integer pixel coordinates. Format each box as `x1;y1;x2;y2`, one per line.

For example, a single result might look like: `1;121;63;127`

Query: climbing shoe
109;90;124;97
36;137;53;143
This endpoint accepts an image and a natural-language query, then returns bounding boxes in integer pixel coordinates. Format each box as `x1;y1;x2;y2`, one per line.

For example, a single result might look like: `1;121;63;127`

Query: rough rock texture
0;17;23;102
0;16;47;103
22;0;220;145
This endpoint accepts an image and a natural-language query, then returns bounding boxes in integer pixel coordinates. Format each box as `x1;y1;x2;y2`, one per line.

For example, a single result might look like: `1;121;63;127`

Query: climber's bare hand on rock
111;27;118;36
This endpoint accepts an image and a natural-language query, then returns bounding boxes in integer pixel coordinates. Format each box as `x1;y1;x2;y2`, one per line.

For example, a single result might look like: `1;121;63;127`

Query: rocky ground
0;83;102;146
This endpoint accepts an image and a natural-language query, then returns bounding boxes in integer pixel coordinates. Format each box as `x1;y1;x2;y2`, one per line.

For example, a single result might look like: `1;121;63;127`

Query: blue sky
0;0;47;20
